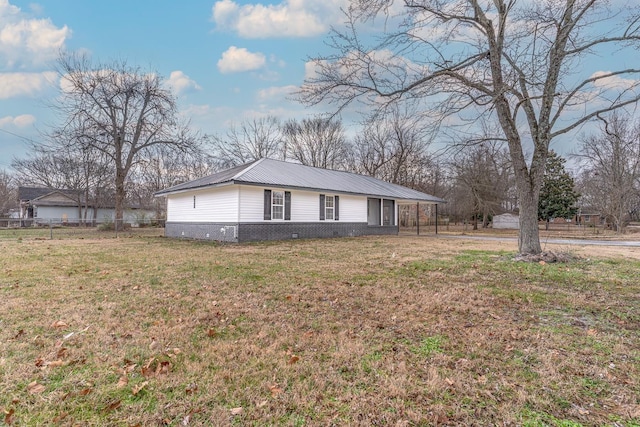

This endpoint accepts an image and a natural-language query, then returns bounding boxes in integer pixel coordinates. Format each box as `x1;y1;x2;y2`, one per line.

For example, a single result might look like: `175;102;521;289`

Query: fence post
50;219;53;240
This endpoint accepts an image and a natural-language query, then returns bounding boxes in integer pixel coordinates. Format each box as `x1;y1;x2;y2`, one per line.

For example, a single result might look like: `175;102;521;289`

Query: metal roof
155;158;446;203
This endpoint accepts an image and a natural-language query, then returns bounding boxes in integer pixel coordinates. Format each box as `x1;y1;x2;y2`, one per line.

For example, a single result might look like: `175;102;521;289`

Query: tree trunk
115;167;125;232
545;219;549;231
517;187;542;254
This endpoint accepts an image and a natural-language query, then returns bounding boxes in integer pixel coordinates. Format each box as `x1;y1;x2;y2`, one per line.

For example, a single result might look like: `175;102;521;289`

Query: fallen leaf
132;381;148;396
4;408;15;425
27;381;45;394
182;414;191;425
539;260;546;266
52;412;68;423
288;355;300;364
207;329;216;338
269;385;283;397
117;376;129;388
51;320;68;329
256;400;268;408
13;329;25;339
47;360;65;368
477;375;487;384
35;358;45;367
230;407;243;416
78;388;92;396
104;400;121;412
185;383;198;394
444;377;454;386
56;348;68;358
587;328;598;336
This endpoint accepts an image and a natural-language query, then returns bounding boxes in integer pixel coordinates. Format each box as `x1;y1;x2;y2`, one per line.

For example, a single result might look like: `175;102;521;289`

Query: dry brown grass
0;234;638;426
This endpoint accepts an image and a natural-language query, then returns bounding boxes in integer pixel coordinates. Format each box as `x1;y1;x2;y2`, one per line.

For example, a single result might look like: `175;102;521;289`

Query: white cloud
256;85;297;102
0;114;36;128
590;71;638;91
182;104;212;117
211;0;348;38
0;71;56;98
0;0;70;68
166;70;202;95
217;46;266;73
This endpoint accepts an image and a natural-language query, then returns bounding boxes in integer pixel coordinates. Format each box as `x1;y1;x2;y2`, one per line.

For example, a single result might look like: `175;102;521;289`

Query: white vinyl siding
238;185;368;223
337;194;367;222
239;186;266;222
167;186;239;222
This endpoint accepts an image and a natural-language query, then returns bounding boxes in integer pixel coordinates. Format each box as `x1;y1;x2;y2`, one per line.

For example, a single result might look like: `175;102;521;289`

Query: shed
492;213;520;229
155;158;446;242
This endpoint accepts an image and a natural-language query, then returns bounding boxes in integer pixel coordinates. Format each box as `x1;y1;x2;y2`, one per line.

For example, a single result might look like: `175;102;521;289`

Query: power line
0;127;40;145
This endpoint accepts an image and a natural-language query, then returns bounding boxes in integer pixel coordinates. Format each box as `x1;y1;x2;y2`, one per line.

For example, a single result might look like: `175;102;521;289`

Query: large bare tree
352;106;434;187
0;169;17;217
300;0;640;254
451;143;513;229
575;113;640;232
209;116;285;168
283;117;349;169
12;139;113;223
55;54;200;229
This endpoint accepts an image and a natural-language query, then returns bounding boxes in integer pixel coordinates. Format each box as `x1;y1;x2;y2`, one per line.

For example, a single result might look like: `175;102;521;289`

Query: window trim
320;194;339;221
271;190;285;221
325;195;334;220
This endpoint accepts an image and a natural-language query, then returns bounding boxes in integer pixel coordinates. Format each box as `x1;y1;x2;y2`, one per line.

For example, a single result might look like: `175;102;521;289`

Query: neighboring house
155;158;446;242
492;213;520;229
18;186;153;225
575;212;602;225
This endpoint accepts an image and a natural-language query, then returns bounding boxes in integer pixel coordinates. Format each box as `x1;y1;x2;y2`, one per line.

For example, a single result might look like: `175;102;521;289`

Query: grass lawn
0;233;638;426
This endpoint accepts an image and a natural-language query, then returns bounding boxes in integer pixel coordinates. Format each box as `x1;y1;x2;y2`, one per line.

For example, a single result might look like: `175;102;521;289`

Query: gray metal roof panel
154;160;259;195
155;158;445;203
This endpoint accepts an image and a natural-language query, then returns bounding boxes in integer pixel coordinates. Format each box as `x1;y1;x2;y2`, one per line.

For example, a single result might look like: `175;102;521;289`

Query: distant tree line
2;52;640;233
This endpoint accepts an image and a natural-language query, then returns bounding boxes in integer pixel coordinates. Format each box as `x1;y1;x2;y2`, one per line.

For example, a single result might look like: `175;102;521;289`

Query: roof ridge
232;158;264;180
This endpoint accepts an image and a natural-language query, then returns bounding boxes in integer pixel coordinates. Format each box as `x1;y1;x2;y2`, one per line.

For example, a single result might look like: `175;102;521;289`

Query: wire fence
0;218;165;240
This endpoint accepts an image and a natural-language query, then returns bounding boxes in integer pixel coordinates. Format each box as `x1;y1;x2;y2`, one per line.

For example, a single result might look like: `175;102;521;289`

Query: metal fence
0;218;165;240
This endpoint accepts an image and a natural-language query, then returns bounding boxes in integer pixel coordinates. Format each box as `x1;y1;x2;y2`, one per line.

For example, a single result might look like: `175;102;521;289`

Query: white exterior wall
35;206;155;223
35;206;81;221
238;185;368;223
167;186;239;222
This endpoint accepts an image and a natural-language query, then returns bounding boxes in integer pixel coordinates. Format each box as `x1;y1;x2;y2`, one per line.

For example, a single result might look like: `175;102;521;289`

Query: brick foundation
165;222;398;242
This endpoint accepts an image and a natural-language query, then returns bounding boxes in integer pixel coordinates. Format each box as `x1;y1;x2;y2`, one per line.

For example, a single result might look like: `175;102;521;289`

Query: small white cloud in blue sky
0;71;56;99
212;0;337;38
166;71;202;95
0;0;70;68
0;113;35;128
217;46;266;73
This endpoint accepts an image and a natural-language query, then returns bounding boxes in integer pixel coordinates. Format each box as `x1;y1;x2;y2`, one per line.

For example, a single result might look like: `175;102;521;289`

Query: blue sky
0;0;348;168
1;0;639;171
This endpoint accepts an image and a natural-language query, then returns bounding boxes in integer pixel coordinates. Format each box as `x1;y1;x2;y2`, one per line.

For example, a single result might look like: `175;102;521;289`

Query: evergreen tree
538;151;580;230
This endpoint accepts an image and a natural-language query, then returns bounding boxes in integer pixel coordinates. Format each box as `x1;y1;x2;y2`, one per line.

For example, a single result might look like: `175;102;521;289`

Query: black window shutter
319;194;325;220
334;195;339;221
284;191;291;220
264;190;271;220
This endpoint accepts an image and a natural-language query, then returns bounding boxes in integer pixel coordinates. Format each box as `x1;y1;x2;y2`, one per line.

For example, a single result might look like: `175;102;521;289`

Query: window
325;195;334;220
320;194;339;221
272;190;284;220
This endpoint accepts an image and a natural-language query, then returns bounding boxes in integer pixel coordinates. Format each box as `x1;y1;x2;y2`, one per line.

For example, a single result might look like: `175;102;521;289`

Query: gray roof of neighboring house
18;186;80;202
155;158;446;203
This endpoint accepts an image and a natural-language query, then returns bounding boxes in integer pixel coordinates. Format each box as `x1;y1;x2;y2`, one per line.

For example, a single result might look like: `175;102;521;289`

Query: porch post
416;202;420;236
435;204;438;235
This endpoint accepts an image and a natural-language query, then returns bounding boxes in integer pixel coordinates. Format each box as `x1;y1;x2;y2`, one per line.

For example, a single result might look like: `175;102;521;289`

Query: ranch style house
155;158;445;242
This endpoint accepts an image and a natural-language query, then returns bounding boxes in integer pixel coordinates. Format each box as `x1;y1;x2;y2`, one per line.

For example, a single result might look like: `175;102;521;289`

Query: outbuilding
155;158;445;242
492;212;520;229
